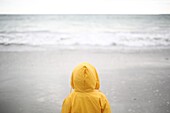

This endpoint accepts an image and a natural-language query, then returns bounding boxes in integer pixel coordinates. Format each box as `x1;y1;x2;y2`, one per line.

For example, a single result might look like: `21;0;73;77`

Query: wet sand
0;48;170;113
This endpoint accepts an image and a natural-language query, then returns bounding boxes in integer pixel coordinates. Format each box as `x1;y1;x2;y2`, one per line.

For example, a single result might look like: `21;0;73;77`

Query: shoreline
1;44;170;52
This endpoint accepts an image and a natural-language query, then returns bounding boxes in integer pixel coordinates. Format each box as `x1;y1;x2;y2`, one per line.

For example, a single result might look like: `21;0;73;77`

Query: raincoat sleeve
100;94;111;113
61;96;71;113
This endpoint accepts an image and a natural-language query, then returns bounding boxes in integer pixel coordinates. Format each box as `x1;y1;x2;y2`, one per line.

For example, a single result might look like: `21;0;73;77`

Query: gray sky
0;0;170;14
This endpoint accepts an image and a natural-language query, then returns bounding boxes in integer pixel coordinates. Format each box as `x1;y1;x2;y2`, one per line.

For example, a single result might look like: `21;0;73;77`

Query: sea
0;14;170;50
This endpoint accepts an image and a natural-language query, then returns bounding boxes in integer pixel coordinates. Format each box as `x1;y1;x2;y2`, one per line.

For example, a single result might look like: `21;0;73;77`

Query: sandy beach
0;47;170;113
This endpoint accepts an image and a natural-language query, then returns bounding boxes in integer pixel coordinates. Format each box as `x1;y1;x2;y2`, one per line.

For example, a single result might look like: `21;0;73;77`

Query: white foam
1;31;170;47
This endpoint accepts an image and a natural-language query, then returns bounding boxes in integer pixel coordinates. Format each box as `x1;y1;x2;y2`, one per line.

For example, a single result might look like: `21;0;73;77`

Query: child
61;62;111;113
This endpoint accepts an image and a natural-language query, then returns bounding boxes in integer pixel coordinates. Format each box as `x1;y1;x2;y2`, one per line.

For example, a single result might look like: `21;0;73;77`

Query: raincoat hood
71;62;100;92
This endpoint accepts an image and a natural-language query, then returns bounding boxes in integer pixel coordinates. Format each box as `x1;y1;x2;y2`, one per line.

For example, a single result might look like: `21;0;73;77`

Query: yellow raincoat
61;62;111;113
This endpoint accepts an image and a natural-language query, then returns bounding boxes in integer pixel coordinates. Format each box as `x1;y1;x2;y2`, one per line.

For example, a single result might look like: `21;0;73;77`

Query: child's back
62;62;111;113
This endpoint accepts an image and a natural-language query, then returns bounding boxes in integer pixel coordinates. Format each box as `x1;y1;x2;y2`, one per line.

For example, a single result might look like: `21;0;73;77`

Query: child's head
71;62;100;92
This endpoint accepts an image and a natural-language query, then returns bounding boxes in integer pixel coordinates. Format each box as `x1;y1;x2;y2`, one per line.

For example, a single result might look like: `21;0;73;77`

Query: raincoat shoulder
98;91;111;113
62;91;111;113
61;92;73;113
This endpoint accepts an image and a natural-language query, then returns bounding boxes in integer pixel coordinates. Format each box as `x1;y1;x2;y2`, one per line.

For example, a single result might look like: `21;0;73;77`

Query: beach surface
0;47;170;113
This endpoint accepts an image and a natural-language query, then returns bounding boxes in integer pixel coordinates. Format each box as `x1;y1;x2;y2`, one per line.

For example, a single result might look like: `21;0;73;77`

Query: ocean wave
0;32;170;47
0;30;56;34
1;15;170;48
